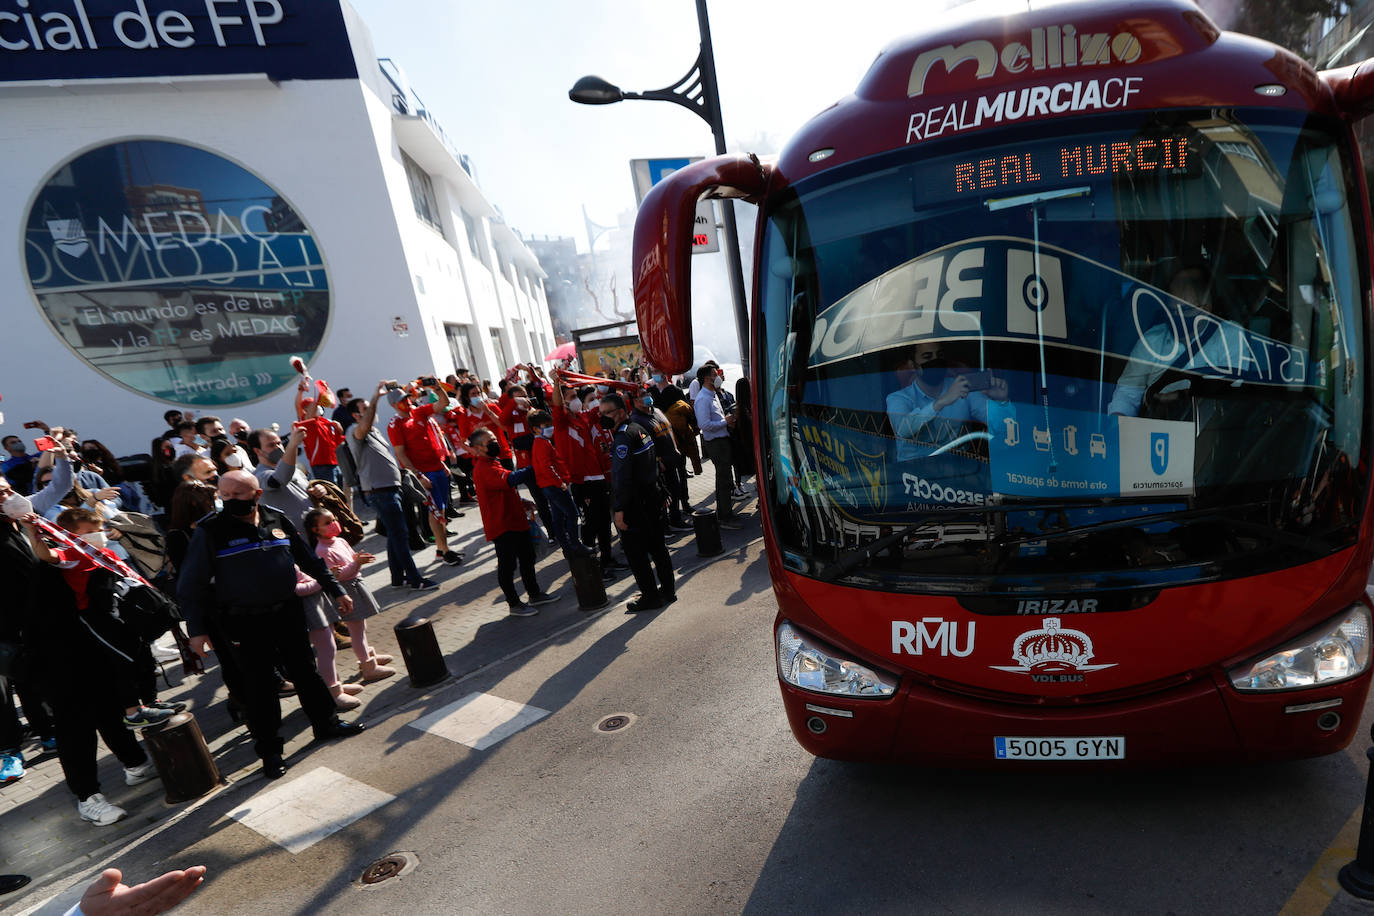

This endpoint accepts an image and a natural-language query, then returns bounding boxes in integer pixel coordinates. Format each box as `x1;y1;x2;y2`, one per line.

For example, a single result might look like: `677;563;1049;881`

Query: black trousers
664;462;691;523
493;530;541;606
4;671;55;745
573;479;614;562
622;511;674;603
524;480;553;532
48;676;146;801
216;601;337;761
453;457;477;499
0;678;21;752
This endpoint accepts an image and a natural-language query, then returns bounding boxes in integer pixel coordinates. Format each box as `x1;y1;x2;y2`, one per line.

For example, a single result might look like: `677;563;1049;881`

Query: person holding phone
886;341;1010;463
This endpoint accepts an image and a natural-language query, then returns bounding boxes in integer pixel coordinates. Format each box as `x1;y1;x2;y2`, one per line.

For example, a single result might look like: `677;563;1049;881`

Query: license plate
994;736;1125;760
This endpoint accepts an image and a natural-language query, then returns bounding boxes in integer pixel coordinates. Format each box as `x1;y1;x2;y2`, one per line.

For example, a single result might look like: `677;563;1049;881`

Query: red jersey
552;405;604;483
300;416;344;467
472;454;528;540
531;433;570;489
52;545;113;610
386;402;449;472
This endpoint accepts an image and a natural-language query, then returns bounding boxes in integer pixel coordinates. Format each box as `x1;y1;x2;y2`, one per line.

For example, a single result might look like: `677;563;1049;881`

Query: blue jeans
310;464;343;487
364;487;423;586
540;486;581;551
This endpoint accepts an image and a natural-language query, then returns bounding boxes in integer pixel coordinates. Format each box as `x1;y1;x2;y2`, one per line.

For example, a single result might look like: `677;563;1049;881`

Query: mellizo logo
1150;432;1169;475
990;617;1116;684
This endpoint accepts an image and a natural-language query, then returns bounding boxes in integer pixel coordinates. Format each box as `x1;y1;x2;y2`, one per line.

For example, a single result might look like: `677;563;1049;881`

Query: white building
0;0;555;456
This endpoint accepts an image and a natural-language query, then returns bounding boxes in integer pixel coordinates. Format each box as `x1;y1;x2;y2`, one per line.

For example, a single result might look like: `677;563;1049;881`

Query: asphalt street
13;536;1374;915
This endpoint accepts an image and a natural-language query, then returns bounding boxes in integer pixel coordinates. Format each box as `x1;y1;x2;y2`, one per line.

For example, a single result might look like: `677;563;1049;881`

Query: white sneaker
124;761;157;786
150;643;181;661
77;793;127;826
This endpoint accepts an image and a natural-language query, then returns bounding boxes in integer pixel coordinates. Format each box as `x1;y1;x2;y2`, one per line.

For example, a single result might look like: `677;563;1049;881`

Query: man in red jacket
468;427;558;615
528;409;591;556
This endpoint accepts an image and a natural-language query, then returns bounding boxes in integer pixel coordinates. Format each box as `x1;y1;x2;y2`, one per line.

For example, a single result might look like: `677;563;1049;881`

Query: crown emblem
991;618;1116;675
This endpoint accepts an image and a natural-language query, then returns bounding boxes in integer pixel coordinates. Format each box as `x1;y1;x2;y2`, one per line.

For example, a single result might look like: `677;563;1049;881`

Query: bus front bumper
778;670;1371;766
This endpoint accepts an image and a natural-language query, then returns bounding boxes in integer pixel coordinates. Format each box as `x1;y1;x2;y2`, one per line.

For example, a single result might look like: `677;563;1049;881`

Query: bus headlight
1228;604;1372;692
777;622;897;698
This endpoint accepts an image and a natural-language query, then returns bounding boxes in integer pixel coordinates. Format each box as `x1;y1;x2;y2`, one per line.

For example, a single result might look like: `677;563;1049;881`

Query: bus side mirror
1321;56;1374;121
632;154;771;375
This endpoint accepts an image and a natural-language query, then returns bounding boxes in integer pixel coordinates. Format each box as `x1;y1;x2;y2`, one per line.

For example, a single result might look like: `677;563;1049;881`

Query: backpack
114;578;183;642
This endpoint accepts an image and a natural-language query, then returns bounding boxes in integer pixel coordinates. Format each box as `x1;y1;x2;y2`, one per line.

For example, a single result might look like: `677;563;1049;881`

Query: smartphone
959;370;994;391
34;436;59;452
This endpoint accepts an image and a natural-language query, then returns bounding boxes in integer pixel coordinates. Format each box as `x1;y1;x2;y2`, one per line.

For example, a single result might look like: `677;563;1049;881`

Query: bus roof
774;0;1329;187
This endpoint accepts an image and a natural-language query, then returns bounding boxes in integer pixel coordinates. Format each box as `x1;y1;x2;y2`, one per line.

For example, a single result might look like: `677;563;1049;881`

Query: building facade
0;0;554;455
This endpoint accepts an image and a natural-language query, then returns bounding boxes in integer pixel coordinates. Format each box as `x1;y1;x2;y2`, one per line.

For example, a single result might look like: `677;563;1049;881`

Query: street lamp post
569;0;752;378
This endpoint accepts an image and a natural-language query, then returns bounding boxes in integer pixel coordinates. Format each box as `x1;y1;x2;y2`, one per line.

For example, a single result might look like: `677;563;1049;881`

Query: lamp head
569;75;624;105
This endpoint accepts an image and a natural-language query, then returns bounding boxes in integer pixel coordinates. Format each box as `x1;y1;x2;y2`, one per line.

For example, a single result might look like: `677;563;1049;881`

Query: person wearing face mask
386;380;465;567
528;409;589;556
169;420;206;460
551;381;624;578
467;428;558;615
693;364;742;530
249;426;313;529
344;384;435;591
600;394;676;611
885;340;1009;465
177;470;365;780
630;389;693;531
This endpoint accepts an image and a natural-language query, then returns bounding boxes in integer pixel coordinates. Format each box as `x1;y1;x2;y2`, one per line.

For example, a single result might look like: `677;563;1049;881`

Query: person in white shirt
885;342;1009;464
693;365;741;529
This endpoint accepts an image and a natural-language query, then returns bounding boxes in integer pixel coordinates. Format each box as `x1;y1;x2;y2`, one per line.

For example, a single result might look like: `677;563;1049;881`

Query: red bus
633;0;1374;764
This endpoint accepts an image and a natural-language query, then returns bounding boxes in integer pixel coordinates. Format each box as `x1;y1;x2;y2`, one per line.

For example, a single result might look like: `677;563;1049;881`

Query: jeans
364;487;423;586
310;464;343;487
541;486;582;551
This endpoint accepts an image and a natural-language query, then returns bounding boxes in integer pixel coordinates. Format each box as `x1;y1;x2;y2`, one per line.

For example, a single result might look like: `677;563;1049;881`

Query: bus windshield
758;108;1369;592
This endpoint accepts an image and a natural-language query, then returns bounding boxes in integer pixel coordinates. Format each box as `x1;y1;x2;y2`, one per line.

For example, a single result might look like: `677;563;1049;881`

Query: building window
489;327;510;372
446;323;476;373
401;152;444;236
461;209;484;261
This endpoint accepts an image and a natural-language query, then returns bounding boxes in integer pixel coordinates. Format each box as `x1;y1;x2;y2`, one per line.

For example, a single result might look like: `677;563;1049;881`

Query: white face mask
2;493;33;519
585;398;599;411
224;450;244;469
568;398;583;412
80;530;107;550
214;496;224;512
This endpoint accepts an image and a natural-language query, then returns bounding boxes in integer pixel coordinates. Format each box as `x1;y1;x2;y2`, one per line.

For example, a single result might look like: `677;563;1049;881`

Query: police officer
599;394;675;612
178;470;363;780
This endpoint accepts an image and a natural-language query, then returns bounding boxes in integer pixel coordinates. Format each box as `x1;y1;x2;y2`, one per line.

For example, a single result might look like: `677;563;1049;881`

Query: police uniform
177;505;357;767
610;421;675;608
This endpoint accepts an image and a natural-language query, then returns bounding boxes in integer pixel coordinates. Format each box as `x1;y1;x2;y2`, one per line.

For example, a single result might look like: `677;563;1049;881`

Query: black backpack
115;579;183;642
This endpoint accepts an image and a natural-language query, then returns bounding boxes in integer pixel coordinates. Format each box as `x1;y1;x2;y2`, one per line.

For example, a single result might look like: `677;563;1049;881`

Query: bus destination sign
953;135;1194;195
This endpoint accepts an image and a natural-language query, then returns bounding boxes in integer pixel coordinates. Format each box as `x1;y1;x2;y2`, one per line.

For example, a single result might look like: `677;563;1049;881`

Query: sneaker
123;761;157;786
149;642;181;661
0;752;23;785
441;550;464;566
77;793;126;826
148;700;188;713
508;603;539;617
528;591;558;606
410;577;440;591
278;680;297;697
40;736;57;752
718;518;744;530
123;706;175;729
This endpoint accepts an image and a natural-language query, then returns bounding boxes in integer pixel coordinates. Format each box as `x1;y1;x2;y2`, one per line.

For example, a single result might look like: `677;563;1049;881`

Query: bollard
142;712;221;804
568;552;609;610
693;509;724;558
1340;741;1374;898
394;616;449;688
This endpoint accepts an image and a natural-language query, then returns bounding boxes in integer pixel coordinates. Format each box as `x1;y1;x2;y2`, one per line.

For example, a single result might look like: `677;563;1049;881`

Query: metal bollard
693;509;724;558
394;616;449;688
142;712;221;804
568;551;609;610
1340;740;1374;898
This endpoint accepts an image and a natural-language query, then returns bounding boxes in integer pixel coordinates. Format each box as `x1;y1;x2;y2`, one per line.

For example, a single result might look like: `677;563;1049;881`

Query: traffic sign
629;158;720;254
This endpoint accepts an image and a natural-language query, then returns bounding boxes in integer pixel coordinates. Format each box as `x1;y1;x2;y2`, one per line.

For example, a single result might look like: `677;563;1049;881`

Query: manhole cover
359;852;418;886
595;713;637;733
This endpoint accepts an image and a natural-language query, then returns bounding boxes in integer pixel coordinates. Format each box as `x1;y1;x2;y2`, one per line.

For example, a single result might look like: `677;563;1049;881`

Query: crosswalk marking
227;766;395;854
407;692;550;750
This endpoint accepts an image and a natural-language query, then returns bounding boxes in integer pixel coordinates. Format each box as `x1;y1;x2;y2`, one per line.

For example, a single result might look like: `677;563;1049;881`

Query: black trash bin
693;509;724;557
142;712;221;804
394;617;449;688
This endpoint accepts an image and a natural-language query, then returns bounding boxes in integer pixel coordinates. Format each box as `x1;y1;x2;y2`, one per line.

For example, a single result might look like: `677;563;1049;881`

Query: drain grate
359;852;418;886
595;713;636;733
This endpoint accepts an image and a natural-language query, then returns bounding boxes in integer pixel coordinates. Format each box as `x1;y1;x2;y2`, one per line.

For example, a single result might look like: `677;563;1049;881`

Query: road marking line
227;766;394;855
407;691;550;750
1279;805;1364;916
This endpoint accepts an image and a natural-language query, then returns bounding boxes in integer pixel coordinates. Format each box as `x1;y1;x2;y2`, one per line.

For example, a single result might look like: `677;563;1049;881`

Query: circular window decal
23;140;330;406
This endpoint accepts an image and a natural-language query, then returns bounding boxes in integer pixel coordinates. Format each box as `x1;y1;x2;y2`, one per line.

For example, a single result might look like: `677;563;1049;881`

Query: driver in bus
1107;265;1224;417
885;341;1010;464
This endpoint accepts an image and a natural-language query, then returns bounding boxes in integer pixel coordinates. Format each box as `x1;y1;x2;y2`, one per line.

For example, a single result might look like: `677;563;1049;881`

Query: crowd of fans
0;356;754;827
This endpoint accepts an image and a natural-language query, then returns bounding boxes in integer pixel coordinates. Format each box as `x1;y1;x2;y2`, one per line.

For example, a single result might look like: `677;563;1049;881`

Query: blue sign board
0;0;356;82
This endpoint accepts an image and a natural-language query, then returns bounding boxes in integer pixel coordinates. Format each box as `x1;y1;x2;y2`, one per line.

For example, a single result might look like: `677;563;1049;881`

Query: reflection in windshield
759;109;1367;590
